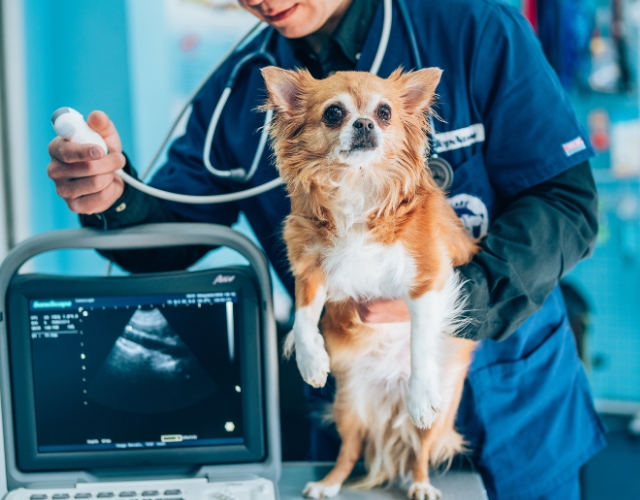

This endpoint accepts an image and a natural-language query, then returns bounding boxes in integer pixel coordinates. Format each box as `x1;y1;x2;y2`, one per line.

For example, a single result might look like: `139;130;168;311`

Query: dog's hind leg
429;338;474;467
408;338;475;500
408;425;444;500
302;411;365;499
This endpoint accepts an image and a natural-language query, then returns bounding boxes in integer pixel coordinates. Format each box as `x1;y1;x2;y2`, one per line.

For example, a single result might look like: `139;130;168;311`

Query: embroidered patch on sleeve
562;137;587;157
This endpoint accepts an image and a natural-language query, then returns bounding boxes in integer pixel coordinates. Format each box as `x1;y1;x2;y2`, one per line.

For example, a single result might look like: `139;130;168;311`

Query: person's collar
333;0;381;64
287;0;380;69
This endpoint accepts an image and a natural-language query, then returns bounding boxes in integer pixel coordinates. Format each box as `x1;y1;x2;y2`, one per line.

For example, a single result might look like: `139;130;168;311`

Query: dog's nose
353;118;375;130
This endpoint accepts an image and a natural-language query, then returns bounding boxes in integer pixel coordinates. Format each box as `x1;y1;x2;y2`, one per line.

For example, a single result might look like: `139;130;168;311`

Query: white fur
302;482;341;499
407;482;442;500
407;284;448;429
322;229;417;302
319;159;420;302
320;213;459;429
338;273;465;426
332;272;468;489
290;285;331;388
326;173;383;228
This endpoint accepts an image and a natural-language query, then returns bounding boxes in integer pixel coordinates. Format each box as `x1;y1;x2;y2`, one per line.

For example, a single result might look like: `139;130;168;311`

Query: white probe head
51;107;109;154
51;107;84;138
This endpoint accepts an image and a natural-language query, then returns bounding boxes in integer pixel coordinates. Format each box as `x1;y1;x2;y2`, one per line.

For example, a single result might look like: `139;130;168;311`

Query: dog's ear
261;67;311;115
399;68;443;114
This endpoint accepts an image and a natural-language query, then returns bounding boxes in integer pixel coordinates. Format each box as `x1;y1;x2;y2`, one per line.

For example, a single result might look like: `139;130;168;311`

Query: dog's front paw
408;377;442;429
408;482;442;500
295;334;331;388
302;481;341;499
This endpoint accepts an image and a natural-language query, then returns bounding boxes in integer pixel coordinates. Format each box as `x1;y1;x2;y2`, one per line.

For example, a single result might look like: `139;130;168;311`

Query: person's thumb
87;110;122;154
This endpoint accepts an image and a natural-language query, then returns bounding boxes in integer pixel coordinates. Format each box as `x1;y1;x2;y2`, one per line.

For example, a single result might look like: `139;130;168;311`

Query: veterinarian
47;0;605;498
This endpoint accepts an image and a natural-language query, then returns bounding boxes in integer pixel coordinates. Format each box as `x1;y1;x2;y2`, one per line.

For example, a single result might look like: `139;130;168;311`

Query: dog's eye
377;104;391;122
323;105;345;126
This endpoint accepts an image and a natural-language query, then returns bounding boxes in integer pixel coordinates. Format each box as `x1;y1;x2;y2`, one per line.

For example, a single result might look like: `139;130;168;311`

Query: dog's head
261;67;442;201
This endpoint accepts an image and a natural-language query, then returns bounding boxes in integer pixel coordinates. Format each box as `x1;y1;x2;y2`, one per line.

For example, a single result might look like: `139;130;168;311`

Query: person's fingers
65;176;125;214
48;136;106;164
355;299;410;324
55;173;118;201
353;300;370;321
48;152;126;180
87;110;122;153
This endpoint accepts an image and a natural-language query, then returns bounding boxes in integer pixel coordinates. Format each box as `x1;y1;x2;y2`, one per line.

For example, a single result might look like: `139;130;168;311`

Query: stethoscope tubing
136;21;268;182
116;171;285;204
202;31;278;182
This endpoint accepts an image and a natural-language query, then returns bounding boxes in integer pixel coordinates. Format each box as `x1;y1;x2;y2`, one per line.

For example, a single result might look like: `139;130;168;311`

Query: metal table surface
279;463;488;500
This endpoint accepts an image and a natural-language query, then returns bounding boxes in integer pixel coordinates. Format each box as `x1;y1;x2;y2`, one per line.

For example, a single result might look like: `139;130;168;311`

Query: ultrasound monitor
7;267;265;472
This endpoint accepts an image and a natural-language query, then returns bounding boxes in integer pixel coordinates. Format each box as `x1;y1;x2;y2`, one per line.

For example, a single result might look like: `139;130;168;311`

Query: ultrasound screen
28;292;244;453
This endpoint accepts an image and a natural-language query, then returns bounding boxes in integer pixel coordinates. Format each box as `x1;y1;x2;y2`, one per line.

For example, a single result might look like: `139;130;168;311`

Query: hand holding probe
51;107;283;205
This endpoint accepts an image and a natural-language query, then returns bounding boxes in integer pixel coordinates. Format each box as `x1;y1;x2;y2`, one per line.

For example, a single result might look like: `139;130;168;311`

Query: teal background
23;0;133;275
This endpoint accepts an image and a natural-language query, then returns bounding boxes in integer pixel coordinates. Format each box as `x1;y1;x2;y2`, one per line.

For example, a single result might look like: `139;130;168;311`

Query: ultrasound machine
0;224;280;500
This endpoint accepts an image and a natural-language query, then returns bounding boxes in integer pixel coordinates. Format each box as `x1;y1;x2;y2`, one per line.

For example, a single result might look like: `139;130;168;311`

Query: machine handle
0;223;271;293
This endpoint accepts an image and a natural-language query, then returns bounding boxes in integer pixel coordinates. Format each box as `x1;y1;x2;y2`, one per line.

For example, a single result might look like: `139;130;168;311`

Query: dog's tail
349;410;419;490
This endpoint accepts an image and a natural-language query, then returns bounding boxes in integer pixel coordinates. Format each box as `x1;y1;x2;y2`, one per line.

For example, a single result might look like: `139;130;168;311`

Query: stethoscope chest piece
428;156;454;191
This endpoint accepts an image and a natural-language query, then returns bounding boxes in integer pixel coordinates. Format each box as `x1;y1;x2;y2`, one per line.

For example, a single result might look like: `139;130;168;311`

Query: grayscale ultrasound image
29;295;244;450
88;308;217;413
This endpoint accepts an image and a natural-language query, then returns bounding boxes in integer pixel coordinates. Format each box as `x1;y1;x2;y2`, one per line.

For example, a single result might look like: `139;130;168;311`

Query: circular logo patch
448;194;489;240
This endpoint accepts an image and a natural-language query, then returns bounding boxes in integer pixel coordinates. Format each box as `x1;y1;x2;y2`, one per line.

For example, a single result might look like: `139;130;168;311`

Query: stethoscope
118;0;453;204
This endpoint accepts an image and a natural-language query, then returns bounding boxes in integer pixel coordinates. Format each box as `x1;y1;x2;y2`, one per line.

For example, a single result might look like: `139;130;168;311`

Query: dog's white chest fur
321;227;416;302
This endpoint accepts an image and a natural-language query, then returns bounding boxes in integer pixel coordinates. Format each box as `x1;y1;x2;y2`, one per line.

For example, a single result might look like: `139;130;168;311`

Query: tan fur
262;67;479;497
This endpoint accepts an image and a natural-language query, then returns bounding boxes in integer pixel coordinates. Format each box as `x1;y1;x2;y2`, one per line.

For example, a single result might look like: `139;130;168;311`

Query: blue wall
23;0;133;274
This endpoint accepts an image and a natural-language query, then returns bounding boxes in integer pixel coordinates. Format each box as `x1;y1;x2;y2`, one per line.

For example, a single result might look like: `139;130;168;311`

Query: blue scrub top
150;0;605;498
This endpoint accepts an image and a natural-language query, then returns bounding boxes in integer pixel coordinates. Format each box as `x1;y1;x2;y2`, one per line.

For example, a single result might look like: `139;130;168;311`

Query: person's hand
48;111;126;214
354;298;411;324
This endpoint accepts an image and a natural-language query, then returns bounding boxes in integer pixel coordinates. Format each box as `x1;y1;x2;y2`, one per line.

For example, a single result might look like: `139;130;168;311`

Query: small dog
262;67;478;500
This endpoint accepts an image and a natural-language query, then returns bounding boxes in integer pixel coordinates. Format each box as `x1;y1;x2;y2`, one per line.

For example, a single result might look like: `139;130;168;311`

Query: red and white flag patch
562;137;587;157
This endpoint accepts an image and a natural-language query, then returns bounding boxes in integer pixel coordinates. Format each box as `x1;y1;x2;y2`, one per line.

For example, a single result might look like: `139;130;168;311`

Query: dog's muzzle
350;118;378;151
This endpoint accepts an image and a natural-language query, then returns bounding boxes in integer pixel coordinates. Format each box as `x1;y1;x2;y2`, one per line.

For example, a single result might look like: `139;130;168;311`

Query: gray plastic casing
0;224;281;495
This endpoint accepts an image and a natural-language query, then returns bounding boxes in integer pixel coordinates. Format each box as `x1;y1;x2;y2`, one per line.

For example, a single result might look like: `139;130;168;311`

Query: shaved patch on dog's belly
321;230;416;301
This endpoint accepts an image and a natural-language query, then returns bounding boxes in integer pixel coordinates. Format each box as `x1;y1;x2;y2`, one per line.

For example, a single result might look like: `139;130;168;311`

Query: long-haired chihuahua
262;67;478;500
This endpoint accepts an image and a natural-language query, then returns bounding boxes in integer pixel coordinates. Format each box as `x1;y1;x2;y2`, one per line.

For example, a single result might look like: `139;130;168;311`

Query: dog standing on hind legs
262;66;478;500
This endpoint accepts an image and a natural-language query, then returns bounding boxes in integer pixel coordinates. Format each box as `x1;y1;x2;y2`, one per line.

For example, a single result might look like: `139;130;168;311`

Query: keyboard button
97;494;114;498
163;491;181;496
119;493;136;498
53;495;70;499
75;495;92;499
30;495;47;500
141;492;158;497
